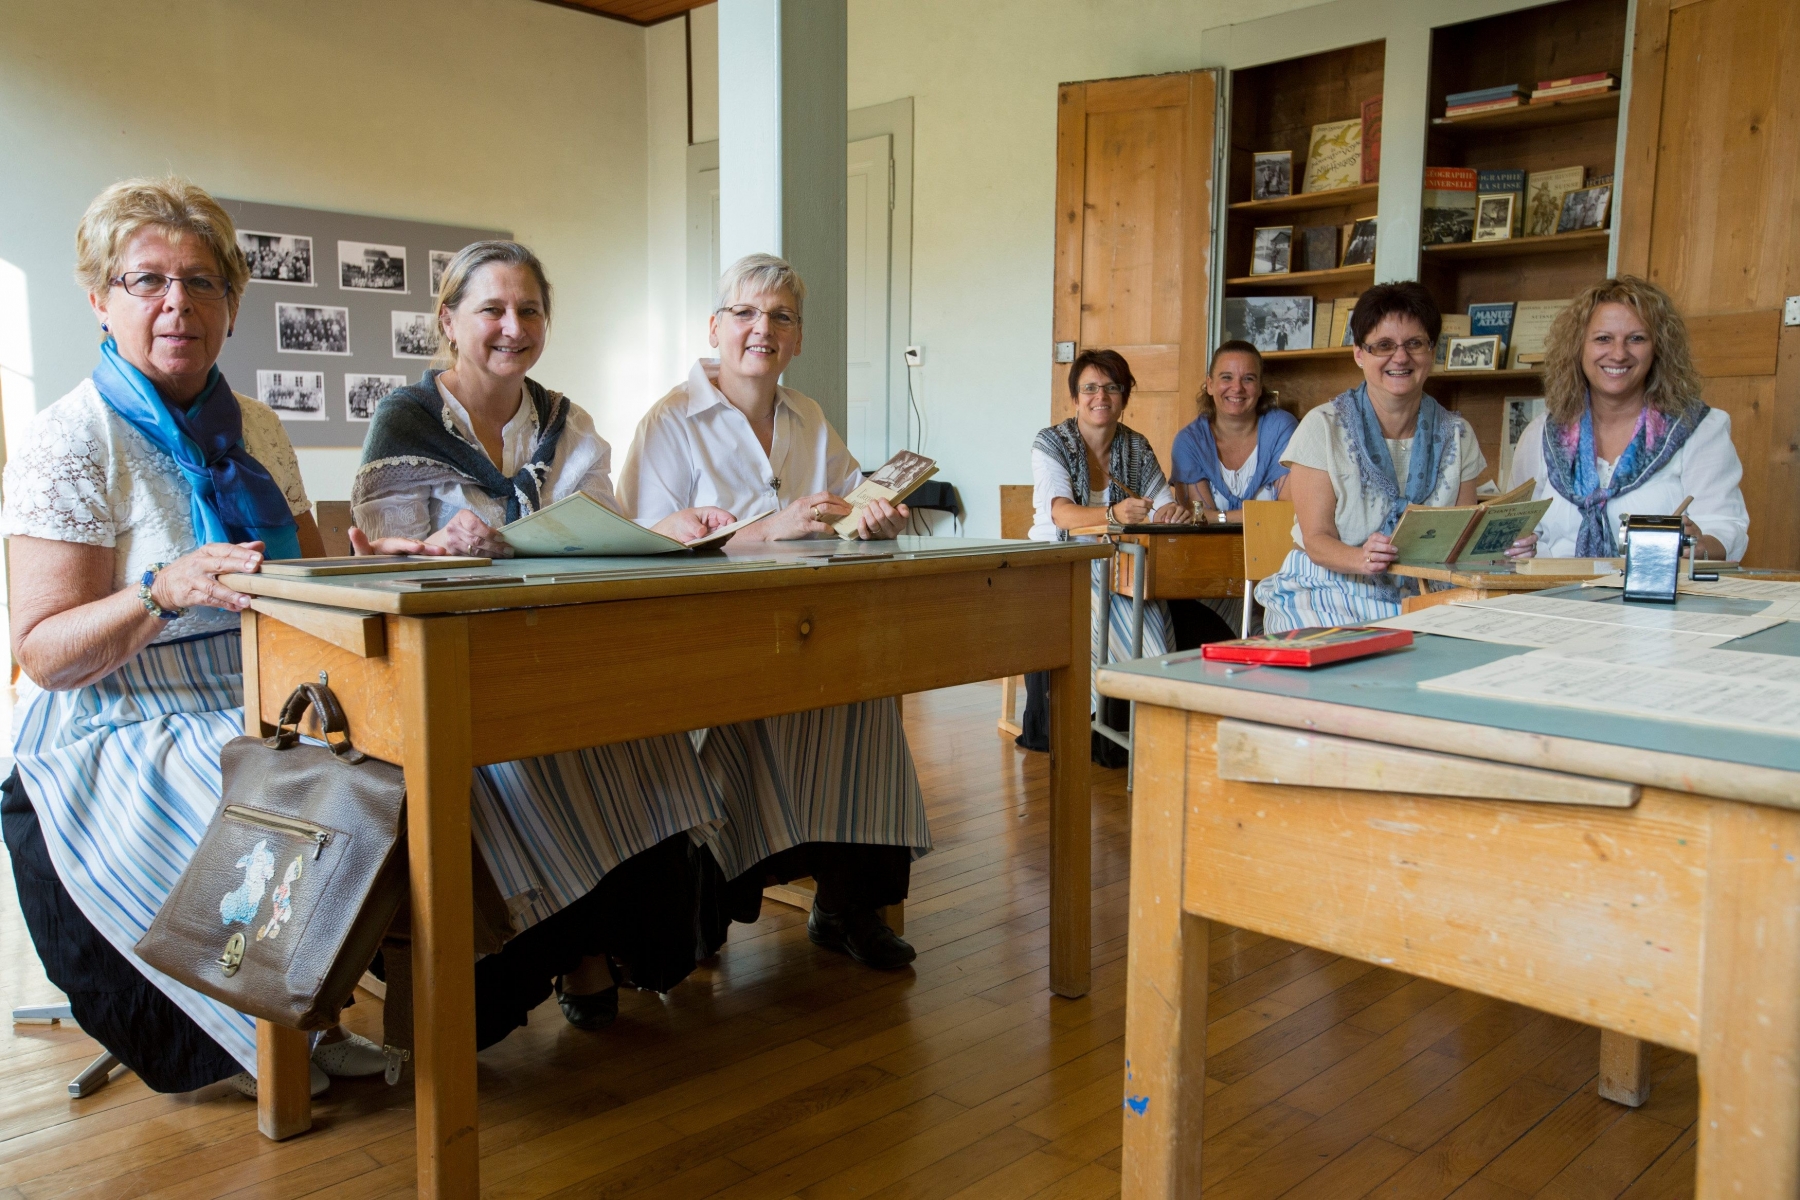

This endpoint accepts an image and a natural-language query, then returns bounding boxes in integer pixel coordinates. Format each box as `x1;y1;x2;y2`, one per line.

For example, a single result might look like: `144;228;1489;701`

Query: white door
845;134;893;468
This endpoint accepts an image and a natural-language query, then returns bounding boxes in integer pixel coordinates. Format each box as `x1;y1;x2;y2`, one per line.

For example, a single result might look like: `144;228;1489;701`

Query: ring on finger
811;505;820;520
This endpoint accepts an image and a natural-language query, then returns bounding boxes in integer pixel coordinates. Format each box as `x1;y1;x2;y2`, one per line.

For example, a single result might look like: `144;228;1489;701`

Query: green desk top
1098;586;1800;777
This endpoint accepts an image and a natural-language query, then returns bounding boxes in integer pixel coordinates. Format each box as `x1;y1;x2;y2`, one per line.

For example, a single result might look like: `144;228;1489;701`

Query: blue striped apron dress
1253;549;1413;632
1091;558;1174;706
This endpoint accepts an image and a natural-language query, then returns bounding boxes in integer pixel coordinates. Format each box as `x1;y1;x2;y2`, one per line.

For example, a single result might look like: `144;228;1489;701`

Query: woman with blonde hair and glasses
1508;275;1747;561
619;253;925;971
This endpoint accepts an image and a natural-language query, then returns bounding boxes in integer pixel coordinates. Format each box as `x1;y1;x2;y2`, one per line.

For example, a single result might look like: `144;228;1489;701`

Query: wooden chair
1240;499;1297;633
312;500;354;557
997;485;1035;735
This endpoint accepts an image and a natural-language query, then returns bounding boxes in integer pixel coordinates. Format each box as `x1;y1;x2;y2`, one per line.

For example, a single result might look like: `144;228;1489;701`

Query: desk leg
1122;705;1206;1198
397;616;478;1200
1048;561;1093;999
1598;1031;1651;1106
1696;802;1800;1197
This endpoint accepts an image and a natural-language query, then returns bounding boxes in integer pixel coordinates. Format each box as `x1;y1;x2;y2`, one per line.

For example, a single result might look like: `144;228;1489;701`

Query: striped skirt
697;698;932;882
1253;549;1413;632
12;631;726;1072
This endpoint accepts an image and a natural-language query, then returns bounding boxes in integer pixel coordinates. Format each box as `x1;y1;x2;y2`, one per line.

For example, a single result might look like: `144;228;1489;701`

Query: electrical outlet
1054;341;1076;363
1786;296;1800;326
904;345;923;366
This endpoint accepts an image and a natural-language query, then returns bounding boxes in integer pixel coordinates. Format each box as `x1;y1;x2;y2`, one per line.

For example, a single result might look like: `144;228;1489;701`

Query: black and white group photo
237;230;313;285
345;372;405;421
275;302;351;354
429;249;455;296
338;240;408;292
1251;150;1292;201
391;310;437;358
256;369;327;420
1447;335;1500;370
1558;184;1611;233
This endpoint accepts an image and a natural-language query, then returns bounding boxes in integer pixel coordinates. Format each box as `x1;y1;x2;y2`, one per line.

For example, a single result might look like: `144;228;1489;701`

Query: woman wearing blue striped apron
1;178;376;1096
619;253;928;972
1254;283;1530;630
350;241;736;1038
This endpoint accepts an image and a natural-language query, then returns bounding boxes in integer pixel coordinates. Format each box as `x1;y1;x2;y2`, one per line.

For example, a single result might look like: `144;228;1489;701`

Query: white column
717;0;847;432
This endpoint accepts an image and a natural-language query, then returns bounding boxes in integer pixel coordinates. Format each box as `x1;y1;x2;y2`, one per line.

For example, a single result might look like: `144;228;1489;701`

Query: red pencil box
1200;626;1414;667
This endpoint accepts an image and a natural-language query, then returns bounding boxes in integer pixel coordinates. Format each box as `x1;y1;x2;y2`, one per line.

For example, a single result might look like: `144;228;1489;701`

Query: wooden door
1053;71;1219;471
1619;0;1800;567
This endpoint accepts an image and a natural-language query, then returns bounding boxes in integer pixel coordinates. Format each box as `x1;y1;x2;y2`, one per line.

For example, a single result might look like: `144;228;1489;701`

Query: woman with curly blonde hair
1508;276;1747;561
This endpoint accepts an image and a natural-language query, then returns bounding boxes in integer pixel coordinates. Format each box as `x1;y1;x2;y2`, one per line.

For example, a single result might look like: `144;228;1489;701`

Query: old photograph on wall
391;311;437;359
256;369;327;421
346;373;406;422
428;250;456;296
238;231;313;285
275;303;351;354
339;240;408;292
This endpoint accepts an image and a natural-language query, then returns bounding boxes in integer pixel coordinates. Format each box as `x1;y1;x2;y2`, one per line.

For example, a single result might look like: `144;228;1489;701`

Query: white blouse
351;378;619;540
1027;444;1178;542
1;379;312;646
619;359;863;524
1508;408;1749;559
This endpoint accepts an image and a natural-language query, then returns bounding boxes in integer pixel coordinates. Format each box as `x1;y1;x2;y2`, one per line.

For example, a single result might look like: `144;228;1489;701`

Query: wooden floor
0;682;1699;1199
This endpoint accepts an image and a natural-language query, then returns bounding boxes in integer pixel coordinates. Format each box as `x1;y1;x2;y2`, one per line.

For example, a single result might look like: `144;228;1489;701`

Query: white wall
0;0;652;498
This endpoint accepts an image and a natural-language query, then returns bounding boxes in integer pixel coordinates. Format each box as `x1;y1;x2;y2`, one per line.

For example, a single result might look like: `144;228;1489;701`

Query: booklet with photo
1389;479;1552;567
833;450;938;539
501;492;767;557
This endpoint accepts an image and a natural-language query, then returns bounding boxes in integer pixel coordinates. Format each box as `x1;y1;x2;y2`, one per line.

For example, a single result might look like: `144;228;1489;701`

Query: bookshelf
1421;0;1629;485
1222;39;1384;415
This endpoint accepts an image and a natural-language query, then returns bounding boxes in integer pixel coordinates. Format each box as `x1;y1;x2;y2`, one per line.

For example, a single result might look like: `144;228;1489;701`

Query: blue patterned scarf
1332;383;1457;537
92;339;301;559
1031;418;1168;541
1541;396;1707;555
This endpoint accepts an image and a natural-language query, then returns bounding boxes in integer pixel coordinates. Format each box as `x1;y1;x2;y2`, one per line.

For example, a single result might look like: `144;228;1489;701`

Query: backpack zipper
224;804;332;860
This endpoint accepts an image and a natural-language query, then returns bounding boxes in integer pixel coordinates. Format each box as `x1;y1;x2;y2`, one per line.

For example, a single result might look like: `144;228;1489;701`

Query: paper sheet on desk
1459;593;1787;639
1537;634;1800;685
1584;574;1800;619
1375;604;1737;649
1419;651;1800;737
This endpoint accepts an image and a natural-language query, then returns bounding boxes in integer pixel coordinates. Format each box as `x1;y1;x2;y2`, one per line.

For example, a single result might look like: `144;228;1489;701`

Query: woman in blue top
1170;340;1297;522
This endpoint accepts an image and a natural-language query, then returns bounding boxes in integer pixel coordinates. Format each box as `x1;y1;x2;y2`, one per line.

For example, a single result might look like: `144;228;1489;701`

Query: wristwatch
138;563;184;620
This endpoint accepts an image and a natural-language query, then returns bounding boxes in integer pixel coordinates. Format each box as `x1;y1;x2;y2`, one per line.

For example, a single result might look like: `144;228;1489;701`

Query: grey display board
215;199;507;448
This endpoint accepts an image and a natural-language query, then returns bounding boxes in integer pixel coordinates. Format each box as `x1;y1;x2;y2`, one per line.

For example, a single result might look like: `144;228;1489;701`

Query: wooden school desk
221;536;1109;1199
1389;560;1609;612
1097;588;1800;1198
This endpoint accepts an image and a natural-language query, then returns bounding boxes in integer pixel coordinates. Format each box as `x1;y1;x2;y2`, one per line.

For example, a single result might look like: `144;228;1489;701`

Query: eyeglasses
718;304;801;331
112;271;231;301
1360;337;1432;358
1078;383;1124;397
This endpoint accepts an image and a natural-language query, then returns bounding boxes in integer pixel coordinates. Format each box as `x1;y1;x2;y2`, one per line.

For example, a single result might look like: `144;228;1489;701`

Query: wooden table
1106;525;1245;602
1390;561;1610;612
1098;588;1800;1198
223;536;1109;1199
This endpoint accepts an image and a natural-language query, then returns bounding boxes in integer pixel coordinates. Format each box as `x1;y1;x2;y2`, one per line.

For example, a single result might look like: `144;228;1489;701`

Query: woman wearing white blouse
620;254;926;971
1507;276;1748;562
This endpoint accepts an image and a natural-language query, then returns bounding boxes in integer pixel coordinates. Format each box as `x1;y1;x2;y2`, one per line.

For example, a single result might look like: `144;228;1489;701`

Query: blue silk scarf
1332;382;1457;537
1541;396;1707;556
92;339;302;559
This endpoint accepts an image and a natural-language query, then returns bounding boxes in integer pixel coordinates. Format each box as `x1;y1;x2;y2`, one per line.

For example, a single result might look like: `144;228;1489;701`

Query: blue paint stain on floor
1125;1094;1150;1116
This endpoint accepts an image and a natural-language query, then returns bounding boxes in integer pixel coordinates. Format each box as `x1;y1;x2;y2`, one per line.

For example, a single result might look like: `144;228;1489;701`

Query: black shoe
808;903;917;970
555;961;621;1030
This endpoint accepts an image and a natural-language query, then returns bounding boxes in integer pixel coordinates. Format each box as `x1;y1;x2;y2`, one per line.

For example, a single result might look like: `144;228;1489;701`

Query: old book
1303;118;1362;193
1300;224;1339;272
1341;218;1378;266
1390;480;1553;566
1468;302;1516;356
1536;72;1614;90
1474;194;1515;242
1330;297;1358;348
1525;166;1586;236
1360;96;1382;184
1446;97;1524;116
1507;299;1570;368
1252;150;1293;201
1311;301;1334;350
1477;168;1526;235
833;449;938;539
1202;626;1413;667
1446;84;1526;106
1422;166;1478;244
501;491;767;556
1435;314;1472;366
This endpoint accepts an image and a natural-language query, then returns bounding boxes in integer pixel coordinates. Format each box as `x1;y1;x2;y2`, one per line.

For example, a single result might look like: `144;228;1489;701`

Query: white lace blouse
1;378;312;645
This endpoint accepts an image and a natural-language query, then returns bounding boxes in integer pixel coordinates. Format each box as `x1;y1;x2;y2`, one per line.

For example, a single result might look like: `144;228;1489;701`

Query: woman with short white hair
620;253;927;971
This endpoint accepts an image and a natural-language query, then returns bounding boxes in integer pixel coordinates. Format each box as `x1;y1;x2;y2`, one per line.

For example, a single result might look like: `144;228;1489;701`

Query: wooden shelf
1264;347;1355;361
1434;368;1544;382
1431;91;1620;135
1422;230;1610;260
1227;264;1375;288
1228;183;1379;215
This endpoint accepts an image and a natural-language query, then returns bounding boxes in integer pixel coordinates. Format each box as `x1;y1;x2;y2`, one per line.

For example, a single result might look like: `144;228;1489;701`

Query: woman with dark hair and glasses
1253;282;1530;631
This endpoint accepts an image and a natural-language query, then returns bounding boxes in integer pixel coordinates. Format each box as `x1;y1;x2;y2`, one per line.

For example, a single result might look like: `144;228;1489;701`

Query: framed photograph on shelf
1474;194;1515;242
1341;218;1377;266
1251;225;1293;275
1557;184;1611;233
1224;296;1314;353
1252;151;1292;201
1446;334;1502;371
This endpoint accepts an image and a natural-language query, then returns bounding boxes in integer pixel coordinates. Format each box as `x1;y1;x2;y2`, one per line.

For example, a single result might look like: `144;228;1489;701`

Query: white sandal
311;1029;388;1078
229;1062;329;1098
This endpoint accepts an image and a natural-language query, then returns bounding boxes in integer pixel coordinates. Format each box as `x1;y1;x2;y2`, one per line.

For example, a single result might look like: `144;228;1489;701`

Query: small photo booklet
1200;626;1414;667
501;493;766;556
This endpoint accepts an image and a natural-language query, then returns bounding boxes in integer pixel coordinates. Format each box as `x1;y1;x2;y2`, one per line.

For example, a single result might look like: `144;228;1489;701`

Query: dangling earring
101;322;109;333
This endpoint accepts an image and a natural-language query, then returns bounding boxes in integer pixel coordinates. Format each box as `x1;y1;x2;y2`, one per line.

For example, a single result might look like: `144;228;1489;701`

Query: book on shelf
832;450;937;539
1435;314;1472;366
1341;217;1378;266
1531;85;1615;104
1445;84;1525;106
1507;299;1569;368
500;492;767;557
1468;302;1516;357
1311;301;1334;350
1476;168;1526;236
1536;72;1614;90
1525;166;1586;237
1300;224;1339;272
1530;74;1616;102
1390;479;1552;567
1200;625;1414;668
1498;397;1547;490
1422;166;1478;244
1360;96;1382;184
1446;97;1525;117
1302;118;1362;193
1586;168;1614;188
1329;297;1359;348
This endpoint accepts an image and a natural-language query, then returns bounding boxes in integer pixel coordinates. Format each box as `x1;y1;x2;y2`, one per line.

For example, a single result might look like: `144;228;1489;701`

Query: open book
500;493;767;557
1389;479;1553;567
833;450;938;539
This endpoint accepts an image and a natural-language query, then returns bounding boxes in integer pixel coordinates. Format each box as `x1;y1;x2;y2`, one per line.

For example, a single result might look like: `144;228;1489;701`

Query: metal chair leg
11;1003;73;1023
14;1004;127;1097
